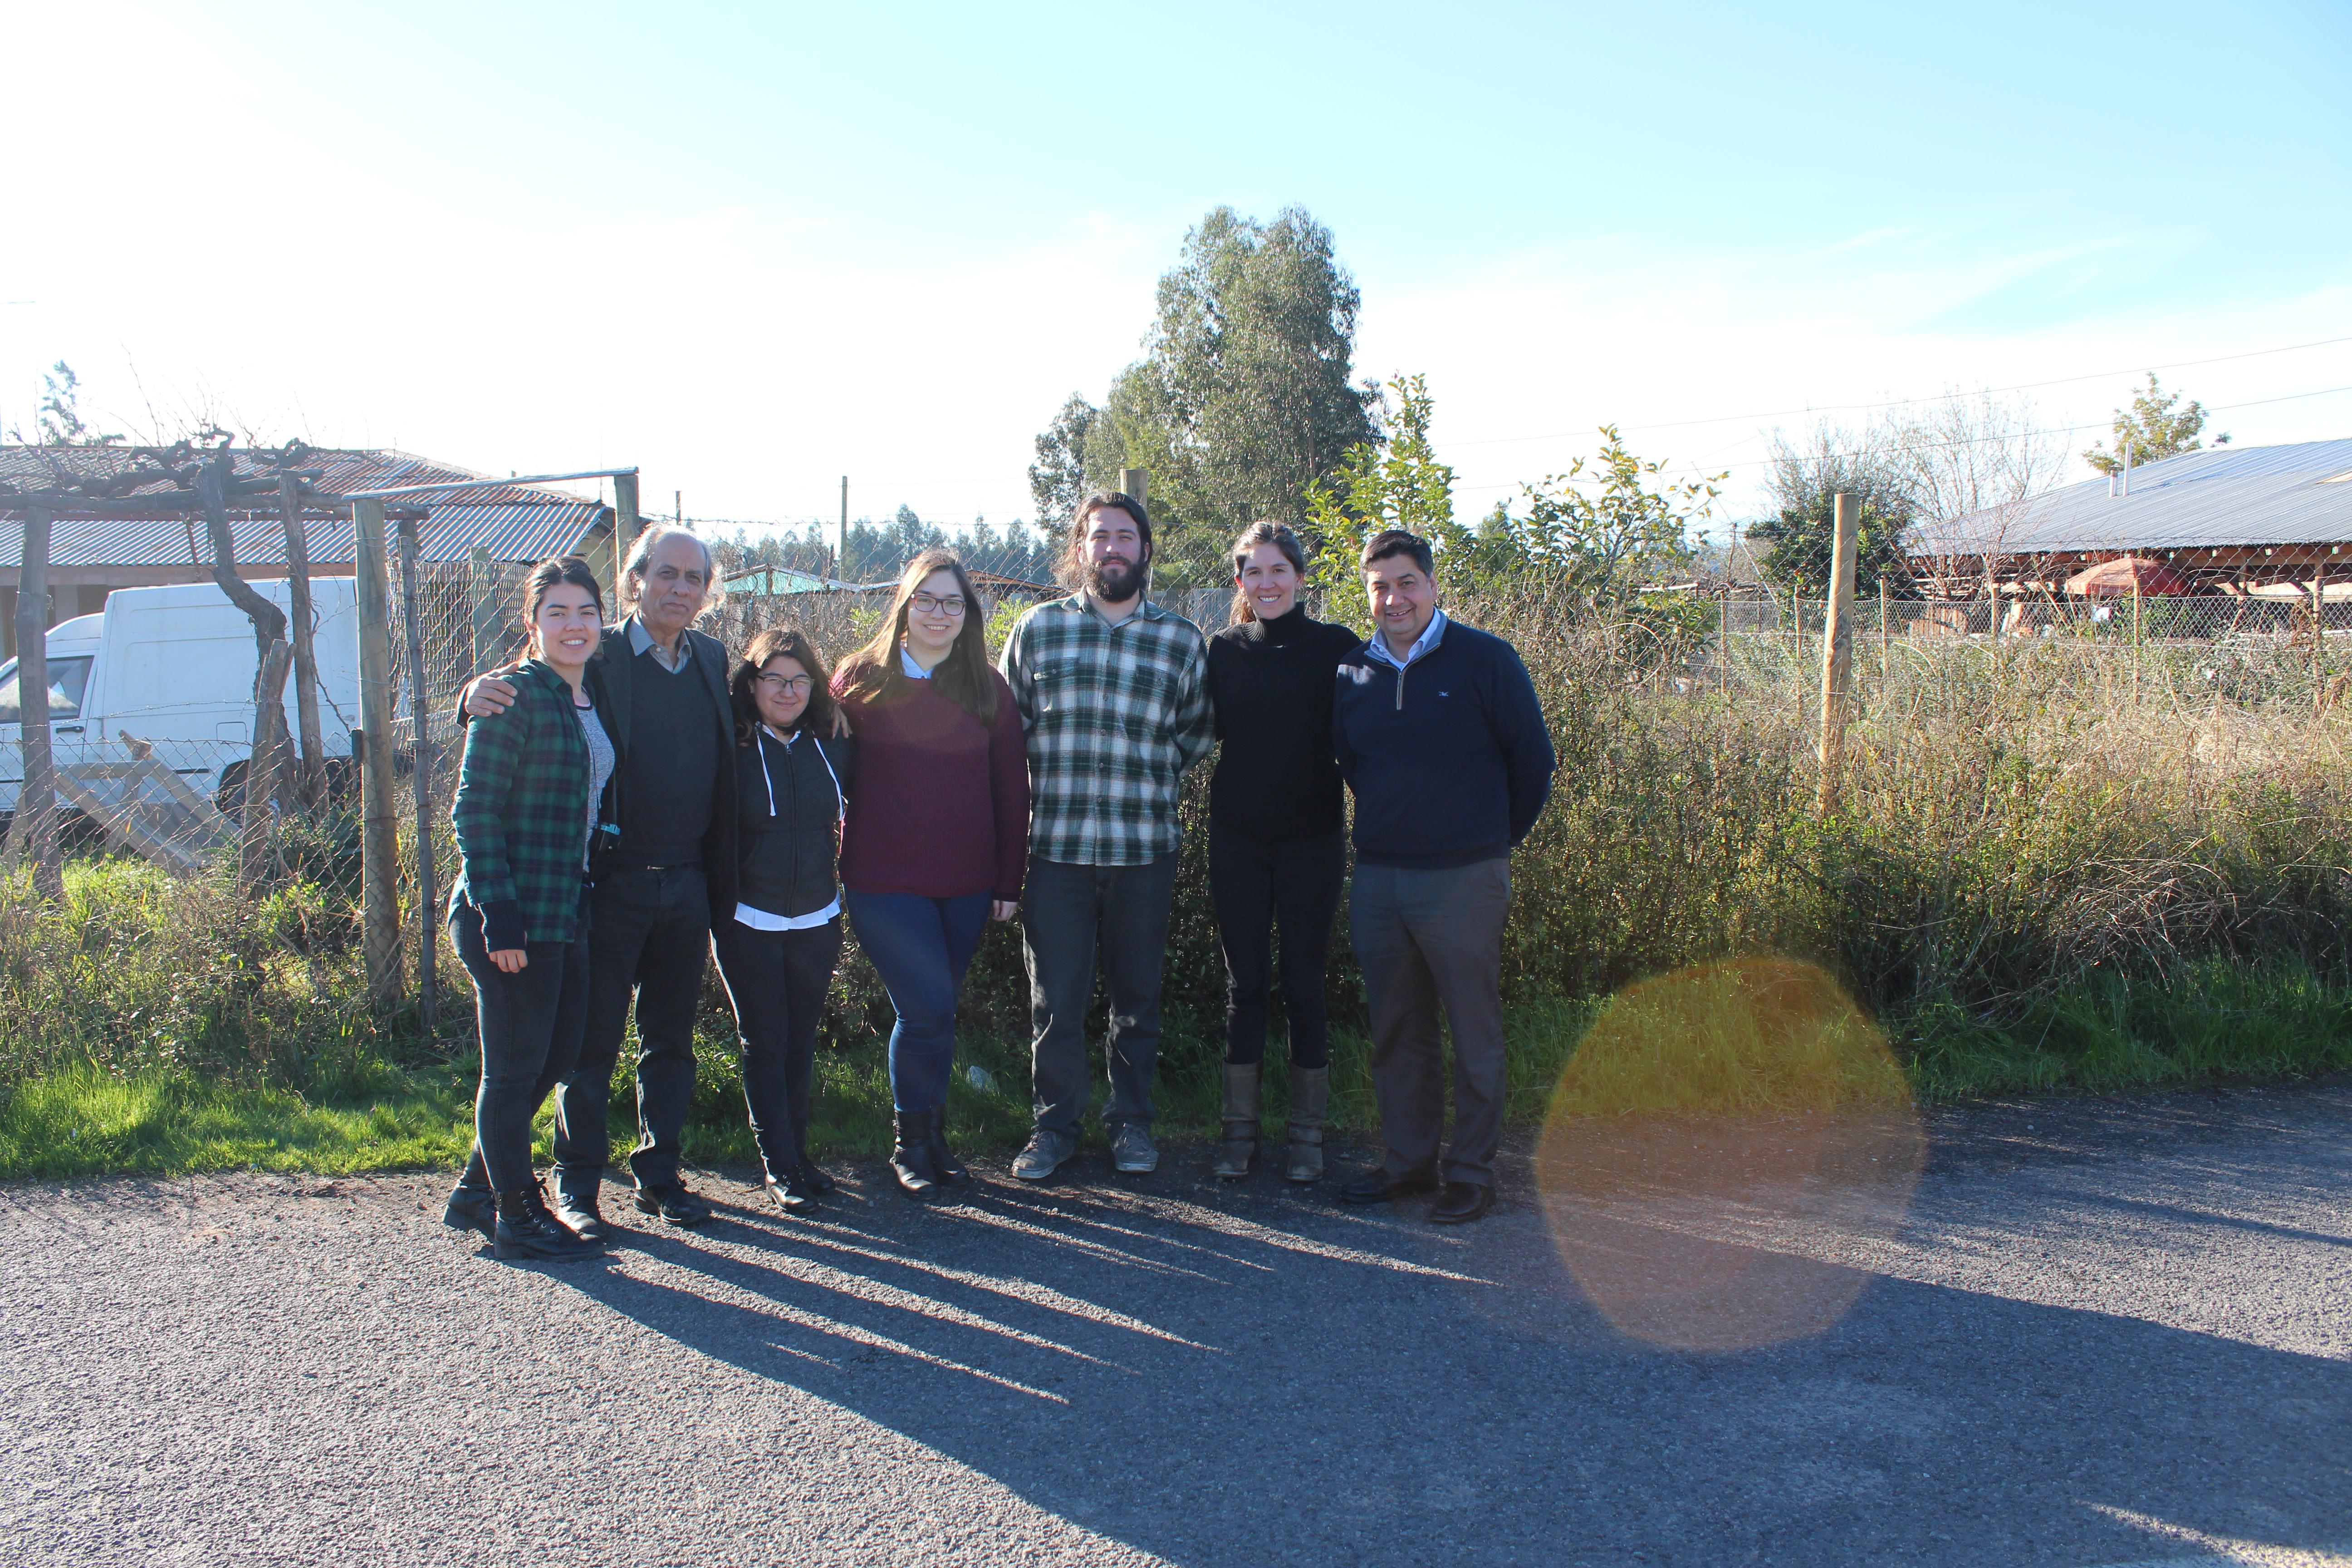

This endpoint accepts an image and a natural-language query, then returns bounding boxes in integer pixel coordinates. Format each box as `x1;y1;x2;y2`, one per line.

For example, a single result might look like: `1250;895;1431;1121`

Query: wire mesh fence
5;541;2347;1062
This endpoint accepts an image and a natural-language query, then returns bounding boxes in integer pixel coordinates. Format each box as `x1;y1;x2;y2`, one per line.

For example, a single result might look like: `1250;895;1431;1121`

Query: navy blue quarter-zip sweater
1332;617;1556;869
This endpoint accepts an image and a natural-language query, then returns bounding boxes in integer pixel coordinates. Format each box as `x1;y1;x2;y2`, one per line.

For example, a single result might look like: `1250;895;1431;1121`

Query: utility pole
1816;492;1859;814
838;475;848;581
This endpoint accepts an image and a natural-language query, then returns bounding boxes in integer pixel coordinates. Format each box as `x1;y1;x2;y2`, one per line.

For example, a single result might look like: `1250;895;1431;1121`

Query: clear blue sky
10;0;2350;529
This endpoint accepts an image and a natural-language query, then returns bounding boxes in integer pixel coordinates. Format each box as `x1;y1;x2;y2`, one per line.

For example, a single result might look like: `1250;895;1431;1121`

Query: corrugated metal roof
1908;438;2352;556
0;446;607;566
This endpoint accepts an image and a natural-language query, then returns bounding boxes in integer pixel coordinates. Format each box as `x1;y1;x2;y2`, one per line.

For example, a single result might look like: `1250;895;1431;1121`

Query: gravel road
3;1084;2347;1567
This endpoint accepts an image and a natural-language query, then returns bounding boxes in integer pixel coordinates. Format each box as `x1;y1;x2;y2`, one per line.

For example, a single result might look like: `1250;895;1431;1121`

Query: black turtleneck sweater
1205;604;1364;843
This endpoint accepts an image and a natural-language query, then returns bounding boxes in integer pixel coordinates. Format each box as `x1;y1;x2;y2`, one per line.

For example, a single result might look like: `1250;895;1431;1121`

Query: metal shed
1905;438;2352;593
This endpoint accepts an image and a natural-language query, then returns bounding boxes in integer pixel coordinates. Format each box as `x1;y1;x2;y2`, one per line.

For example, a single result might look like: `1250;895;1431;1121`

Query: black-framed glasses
755;674;815;696
910;592;967;616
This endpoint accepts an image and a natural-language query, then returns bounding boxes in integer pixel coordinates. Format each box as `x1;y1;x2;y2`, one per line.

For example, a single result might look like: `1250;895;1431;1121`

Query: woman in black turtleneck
1204;520;1364;1183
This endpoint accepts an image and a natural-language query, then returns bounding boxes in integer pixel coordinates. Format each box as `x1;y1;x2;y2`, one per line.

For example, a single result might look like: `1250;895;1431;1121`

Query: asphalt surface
3;1083;2348;1567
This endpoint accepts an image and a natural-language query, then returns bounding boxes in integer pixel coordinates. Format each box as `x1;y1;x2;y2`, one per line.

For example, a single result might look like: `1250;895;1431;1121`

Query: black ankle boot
926;1107;966;1184
890;1110;939;1198
494;1189;602;1262
444;1150;496;1239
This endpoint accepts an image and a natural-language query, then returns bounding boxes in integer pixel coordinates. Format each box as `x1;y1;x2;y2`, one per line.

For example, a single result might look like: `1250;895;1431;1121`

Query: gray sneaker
1013;1128;1075;1182
1109;1122;1158;1175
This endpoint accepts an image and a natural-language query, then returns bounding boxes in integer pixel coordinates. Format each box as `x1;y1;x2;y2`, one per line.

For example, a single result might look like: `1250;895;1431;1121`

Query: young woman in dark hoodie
710;626;856;1215
1205;521;1363;1182
831;549;1029;1198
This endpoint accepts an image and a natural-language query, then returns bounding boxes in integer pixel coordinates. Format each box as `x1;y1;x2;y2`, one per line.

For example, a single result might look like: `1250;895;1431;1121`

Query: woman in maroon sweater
833;548;1029;1196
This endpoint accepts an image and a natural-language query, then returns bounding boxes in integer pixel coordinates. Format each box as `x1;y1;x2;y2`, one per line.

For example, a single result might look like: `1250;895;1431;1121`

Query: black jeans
1208;825;1345;1069
452;896;590;1195
709;915;843;1184
553;864;710;1195
1020;853;1180;1136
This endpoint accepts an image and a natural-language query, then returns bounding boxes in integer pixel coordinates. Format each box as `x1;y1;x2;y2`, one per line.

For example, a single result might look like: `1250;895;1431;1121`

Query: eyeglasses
909;592;967;617
755;674;815;696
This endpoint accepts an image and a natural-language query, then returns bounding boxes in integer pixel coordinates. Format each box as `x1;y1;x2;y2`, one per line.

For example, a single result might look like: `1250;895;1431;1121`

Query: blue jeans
845;888;992;1113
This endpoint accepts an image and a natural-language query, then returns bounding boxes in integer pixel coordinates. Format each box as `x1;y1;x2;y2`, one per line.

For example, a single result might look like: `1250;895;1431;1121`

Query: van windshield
0;656;93;725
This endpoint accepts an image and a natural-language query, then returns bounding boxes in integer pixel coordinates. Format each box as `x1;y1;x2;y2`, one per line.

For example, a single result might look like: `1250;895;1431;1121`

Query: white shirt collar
899;645;935;679
1366;608;1447;671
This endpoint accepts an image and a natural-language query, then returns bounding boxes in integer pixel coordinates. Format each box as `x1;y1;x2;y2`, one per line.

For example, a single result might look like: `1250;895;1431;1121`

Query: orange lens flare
1536;958;1924;1352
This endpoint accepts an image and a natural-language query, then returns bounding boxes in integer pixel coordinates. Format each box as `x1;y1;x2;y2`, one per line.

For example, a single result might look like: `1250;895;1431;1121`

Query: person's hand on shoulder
463;672;520;718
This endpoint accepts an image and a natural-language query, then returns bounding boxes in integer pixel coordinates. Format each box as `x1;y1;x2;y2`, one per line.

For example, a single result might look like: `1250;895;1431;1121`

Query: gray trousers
1021;853;1180;1136
1349;858;1512;1188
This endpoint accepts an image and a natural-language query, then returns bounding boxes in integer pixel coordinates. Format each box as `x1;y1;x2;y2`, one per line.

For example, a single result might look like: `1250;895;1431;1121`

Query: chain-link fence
6;543;2345;1074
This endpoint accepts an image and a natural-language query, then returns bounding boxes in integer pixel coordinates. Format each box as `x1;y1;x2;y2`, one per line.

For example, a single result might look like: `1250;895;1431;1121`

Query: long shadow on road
556;1122;2352;1568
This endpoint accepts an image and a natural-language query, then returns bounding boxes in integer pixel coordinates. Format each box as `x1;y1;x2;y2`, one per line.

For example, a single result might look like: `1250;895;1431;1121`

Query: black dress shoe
550;1188;610;1243
1340;1166;1440;1205
494;1192;602;1263
767;1168;821;1215
442;1184;496;1241
633;1180;712;1226
794;1160;838;1196
1429;1181;1494;1225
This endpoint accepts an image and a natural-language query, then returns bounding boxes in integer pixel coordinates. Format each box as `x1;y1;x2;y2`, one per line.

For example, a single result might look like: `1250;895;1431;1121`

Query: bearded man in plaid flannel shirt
998;490;1213;1181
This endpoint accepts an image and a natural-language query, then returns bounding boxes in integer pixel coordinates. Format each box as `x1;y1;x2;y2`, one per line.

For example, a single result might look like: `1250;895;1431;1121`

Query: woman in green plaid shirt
441;558;616;1264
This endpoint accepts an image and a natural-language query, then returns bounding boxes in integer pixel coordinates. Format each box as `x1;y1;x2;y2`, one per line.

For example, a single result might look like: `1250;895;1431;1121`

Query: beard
1086;555;1147;603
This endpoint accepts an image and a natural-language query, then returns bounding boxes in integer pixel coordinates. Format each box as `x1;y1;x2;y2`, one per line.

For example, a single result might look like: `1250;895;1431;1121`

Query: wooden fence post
14;505;61;900
278;475;325;806
1118;468;1150;507
2132;577;2145;706
1815;492;1859;814
613;472;642;581
397;512;439;1039
353;496;404;1003
468;544;502;676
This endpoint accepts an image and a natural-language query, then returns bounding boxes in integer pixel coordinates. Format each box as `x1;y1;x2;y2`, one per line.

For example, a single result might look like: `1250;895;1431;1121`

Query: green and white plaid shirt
999;593;1213;866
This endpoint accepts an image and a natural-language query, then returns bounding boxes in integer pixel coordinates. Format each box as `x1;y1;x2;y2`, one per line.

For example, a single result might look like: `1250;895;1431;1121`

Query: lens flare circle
1536;958;1924;1352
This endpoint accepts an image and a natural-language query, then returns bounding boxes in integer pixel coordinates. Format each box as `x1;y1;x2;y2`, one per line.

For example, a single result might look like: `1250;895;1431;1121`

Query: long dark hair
519;556;604;659
833;549;998;728
729;626;836;744
1228;520;1307;626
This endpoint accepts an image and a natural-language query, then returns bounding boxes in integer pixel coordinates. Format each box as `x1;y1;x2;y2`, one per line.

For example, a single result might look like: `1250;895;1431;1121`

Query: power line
1454;380;2352;494
1443;332;2352;450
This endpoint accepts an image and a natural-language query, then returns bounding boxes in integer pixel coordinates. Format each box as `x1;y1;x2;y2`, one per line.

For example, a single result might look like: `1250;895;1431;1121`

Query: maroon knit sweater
833;667;1030;901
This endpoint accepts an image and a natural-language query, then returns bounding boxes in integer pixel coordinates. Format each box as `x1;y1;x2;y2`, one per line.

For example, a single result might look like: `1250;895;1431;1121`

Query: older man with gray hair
461;524;737;1232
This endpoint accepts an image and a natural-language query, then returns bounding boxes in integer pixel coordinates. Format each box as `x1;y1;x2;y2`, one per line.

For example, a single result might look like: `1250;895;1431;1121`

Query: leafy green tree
36;361;122;447
2085;372;2229;475
1493;426;1721;621
1303;374;1459;598
1028;394;1098;529
1050;205;1377;584
1748;425;1914;593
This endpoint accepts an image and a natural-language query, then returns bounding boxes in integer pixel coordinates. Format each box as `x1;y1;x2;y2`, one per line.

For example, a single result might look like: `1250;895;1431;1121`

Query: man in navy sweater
1333;529;1555;1223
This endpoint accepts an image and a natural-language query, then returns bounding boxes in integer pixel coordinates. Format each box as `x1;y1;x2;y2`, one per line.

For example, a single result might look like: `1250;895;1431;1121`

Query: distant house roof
0;445;610;569
1907;438;2352;559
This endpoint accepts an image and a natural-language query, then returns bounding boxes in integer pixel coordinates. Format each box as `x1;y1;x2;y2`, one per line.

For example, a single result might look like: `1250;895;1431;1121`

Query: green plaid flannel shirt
999;594;1213;866
450;660;592;945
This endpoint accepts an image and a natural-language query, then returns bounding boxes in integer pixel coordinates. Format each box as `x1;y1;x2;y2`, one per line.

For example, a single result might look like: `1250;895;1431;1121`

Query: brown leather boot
1214;1063;1259;1180
1286;1065;1328;1182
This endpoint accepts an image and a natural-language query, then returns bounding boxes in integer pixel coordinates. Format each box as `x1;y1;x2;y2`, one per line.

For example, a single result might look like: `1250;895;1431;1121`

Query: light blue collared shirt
625;616;691;673
899;646;934;680
1363;609;1448;671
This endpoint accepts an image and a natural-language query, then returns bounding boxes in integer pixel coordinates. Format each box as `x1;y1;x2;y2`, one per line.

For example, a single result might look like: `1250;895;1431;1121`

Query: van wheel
215;760;250;824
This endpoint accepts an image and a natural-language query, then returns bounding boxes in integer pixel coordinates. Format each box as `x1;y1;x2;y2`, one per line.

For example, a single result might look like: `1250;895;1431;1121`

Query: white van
0;578;363;814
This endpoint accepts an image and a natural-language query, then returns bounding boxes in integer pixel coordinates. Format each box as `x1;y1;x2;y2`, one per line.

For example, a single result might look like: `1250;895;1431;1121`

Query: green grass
11;958;2340;1181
